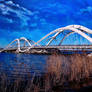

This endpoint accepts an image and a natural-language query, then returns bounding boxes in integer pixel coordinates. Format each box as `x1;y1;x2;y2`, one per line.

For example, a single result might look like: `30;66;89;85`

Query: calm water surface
0;52;49;79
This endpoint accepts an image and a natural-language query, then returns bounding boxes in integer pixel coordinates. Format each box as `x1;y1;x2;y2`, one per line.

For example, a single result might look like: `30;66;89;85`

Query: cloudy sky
0;0;92;47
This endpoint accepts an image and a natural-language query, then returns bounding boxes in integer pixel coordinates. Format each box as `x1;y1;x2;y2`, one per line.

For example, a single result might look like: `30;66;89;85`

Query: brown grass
45;53;92;91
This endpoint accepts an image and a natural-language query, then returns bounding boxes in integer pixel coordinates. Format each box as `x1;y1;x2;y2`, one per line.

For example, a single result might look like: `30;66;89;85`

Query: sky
0;0;92;47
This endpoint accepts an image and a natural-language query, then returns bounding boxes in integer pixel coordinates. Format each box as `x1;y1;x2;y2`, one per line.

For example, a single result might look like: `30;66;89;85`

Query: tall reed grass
45;53;92;91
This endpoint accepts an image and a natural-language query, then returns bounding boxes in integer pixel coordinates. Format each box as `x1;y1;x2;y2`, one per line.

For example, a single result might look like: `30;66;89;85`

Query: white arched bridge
1;25;92;54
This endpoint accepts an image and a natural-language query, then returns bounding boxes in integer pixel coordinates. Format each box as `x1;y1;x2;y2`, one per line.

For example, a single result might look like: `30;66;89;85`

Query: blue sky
0;0;92;47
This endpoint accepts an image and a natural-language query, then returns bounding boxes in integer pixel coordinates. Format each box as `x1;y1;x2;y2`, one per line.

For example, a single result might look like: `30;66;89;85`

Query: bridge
1;25;92;54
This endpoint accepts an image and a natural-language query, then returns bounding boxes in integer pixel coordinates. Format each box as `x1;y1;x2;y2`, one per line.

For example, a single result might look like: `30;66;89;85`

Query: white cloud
80;6;92;13
0;0;32;22
0;0;33;30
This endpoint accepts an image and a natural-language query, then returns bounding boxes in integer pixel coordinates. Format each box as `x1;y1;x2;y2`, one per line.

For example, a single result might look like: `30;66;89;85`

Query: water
0;51;91;80
0;52;49;80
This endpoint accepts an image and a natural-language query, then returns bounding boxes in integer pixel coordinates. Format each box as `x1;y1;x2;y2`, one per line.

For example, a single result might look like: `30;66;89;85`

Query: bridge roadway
31;45;92;49
2;45;92;54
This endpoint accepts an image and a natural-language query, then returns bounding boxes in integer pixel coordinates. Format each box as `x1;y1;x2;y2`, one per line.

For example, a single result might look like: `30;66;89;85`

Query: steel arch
1;25;92;53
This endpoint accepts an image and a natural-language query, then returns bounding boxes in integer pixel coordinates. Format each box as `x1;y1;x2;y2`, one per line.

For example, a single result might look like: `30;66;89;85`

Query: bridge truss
1;25;92;53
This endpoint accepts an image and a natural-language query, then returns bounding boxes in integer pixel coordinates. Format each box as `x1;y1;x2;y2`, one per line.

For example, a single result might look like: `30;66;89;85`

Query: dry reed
45;53;92;91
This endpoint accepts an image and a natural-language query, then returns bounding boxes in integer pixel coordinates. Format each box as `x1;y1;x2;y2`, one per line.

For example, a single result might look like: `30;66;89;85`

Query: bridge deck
3;45;92;50
33;45;92;49
2;45;92;54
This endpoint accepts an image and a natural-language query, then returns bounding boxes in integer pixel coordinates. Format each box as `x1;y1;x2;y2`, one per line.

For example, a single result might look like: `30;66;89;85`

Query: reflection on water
0;52;49;79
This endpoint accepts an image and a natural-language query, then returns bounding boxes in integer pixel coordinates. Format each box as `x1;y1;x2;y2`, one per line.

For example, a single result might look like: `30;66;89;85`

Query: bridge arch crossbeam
18;37;41;52
67;25;92;34
59;31;75;45
46;31;61;46
59;28;92;45
19;37;32;47
0;38;20;52
29;26;92;50
0;37;33;53
16;37;34;52
46;25;92;46
18;28;62;52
